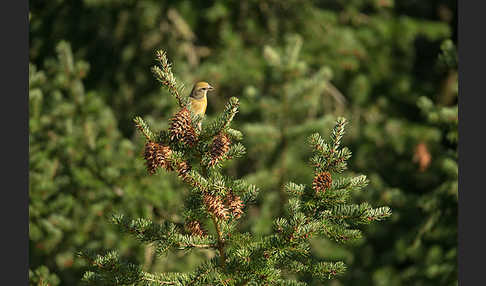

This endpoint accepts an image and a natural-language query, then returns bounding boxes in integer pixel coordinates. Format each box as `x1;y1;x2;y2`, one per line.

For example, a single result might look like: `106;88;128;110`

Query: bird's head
190;81;214;99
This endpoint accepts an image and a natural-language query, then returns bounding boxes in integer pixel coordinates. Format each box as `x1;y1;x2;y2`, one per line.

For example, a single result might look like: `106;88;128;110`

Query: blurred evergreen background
29;0;457;285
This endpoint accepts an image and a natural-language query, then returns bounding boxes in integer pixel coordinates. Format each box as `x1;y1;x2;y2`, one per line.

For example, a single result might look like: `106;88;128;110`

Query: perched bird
189;81;214;129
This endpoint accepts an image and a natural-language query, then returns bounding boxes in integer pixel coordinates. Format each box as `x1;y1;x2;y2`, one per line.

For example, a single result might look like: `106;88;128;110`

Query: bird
189;81;214;129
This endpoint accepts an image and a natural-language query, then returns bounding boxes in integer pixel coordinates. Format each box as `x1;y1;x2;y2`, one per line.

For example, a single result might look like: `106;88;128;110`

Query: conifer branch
284;182;306;197
226;128;243;141
330;117;347;150
211;215;227;269
152;50;189;108
134;116;156;141
201;97;240;140
111;215;217;254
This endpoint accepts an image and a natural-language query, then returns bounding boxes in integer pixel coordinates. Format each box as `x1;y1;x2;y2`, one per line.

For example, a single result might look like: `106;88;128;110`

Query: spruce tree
81;51;391;285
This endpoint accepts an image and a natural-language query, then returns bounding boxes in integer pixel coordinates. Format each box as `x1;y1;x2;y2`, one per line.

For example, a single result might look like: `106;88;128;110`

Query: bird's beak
208;85;214;91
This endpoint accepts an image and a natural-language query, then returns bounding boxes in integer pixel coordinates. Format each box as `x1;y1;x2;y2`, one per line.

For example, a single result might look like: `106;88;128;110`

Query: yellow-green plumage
189;81;213;117
191;95;207;116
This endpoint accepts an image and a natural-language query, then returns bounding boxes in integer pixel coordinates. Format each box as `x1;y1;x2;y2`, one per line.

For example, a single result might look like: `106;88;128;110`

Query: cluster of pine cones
144;108;232;175
186;191;244;237
143;107;242;238
202;191;244;221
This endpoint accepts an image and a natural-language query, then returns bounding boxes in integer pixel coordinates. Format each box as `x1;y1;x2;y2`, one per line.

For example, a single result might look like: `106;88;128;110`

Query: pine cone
186;220;206;237
144;142;172;174
209;133;231;166
225;192;244;219
169;108;198;147
176;161;192;182
312;171;332;193
203;193;228;220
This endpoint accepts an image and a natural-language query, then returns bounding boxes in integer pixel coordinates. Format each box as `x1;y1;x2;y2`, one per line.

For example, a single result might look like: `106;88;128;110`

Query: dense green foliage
338;39;458;286
29;0;457;285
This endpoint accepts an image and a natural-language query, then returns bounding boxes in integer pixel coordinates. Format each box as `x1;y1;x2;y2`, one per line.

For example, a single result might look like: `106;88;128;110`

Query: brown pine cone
209;133;231;167
186;220;206;237
176;161;192;182
203;193;228;220
169;108;198;147
224;192;244;219
312;171;332;193
144;142;172;174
